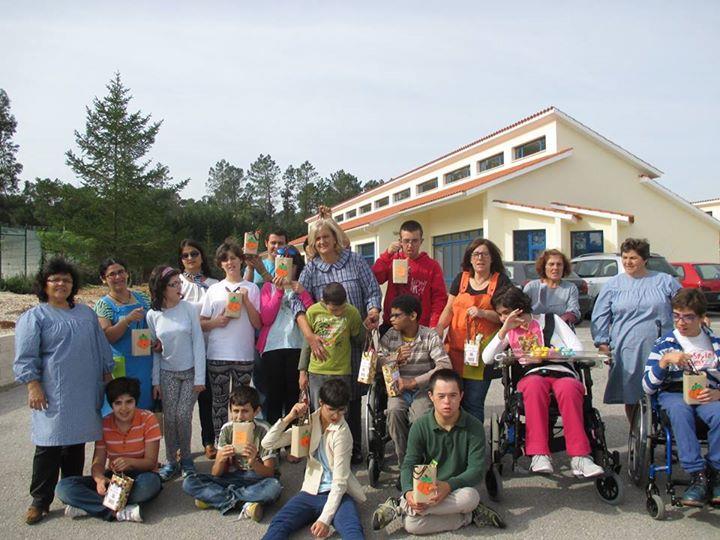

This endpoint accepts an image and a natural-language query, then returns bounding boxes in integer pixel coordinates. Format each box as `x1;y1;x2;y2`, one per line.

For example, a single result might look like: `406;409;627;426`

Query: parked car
571;252;679;313
671;262;720;309
503;260;592;319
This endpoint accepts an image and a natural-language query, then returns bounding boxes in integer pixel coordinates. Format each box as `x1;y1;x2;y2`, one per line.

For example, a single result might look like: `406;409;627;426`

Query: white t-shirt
201;279;260;362
674;329;715;371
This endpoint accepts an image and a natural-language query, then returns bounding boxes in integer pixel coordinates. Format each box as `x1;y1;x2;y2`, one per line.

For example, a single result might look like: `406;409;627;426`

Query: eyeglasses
181;250;200;260
389;312;407;319
672;312;699;323
471;252;491;259
168;280;183;289
47;277;73;284
105;269;127;279
325;405;348;414
400;239;422;245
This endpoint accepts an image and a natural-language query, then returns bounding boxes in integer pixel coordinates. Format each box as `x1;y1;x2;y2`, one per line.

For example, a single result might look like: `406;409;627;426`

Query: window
416;178;438;194
477;152;504;173
345;209;356;219
375;196;389;209
513;136;546;160
673;265;685;279
512;229;546;261
334;214;344;222
444;165;470;184
359;203;371;214
574;260;601;278
571;231;604;258
393;188;411;203
696;264;720;280
355;242;375;266
432;229;483;287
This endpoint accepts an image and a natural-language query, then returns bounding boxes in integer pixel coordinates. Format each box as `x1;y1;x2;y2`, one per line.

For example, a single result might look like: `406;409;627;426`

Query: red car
671;262;720;309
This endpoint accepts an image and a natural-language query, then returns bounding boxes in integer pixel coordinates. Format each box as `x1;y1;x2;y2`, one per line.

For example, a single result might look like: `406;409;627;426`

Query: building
693;198;720;220
298;107;720;285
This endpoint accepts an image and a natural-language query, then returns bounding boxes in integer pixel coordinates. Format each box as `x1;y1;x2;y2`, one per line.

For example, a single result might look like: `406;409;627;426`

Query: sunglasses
277;246;298;257
181;250;201;260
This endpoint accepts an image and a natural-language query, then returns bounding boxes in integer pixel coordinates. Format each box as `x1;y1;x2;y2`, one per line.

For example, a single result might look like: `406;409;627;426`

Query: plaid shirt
379;325;451;389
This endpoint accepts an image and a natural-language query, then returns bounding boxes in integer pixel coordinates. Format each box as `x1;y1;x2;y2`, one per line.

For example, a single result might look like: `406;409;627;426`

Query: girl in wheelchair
642;287;720;507
482;286;605;478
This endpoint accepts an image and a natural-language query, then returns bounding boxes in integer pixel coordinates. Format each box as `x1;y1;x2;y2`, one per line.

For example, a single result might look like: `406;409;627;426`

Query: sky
2;1;719;203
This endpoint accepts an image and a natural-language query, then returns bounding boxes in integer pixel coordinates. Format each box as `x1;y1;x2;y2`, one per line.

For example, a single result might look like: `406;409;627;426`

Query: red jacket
372;251;448;328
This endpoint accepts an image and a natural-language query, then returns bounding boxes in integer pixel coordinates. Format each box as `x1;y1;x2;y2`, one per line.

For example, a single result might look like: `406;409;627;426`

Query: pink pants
517;375;591;457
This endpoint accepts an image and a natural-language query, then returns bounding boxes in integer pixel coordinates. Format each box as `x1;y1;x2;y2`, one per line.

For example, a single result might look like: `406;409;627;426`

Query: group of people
13;209;720;536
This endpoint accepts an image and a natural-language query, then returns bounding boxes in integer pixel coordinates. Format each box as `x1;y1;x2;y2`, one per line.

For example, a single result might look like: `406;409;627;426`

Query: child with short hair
56;377;162;523
298;282;364;409
182;386;282;520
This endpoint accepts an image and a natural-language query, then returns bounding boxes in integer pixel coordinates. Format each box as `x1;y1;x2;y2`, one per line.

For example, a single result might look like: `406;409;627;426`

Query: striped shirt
379;325;452;389
96;409;162;462
642;327;720;395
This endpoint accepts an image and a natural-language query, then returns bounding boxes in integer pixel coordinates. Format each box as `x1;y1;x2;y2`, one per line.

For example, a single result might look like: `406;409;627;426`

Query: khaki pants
387;392;432;465
401;486;479;535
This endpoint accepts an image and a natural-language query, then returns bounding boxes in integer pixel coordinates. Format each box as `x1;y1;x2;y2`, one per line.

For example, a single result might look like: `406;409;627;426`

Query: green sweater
400;409;486;493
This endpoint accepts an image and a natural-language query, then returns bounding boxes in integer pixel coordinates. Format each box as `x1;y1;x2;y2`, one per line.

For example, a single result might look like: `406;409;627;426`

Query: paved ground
2;320;719;539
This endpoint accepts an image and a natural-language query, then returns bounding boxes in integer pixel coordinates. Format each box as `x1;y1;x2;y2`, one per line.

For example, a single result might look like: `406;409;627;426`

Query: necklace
108;290;132;304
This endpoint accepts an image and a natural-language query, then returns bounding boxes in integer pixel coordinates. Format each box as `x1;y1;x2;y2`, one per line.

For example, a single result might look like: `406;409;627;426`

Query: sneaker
194;499;212;510
472;502;506;529
681;471;708;507
239;502;263;522
180;458;196;478
711;468;720;507
64;505;88;519
571;456;604;478
372;497;400;531
530;454;554;474
116;504;143;522
158;461;180;482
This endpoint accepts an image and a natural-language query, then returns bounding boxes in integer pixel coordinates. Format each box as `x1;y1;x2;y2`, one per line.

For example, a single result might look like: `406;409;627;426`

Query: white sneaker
530;454;554;474
116;504;143;523
571;456;605;478
64;505;88;519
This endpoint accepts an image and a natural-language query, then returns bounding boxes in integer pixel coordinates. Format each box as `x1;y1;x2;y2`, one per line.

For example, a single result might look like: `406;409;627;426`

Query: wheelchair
365;369;391;487
484;352;624;505
627;392;711;520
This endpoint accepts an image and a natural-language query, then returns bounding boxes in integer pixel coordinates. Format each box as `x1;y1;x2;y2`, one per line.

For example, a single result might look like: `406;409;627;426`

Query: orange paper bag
244;232;259;255
412;463;437;503
131;329;152;357
683;372;708;405
224;290;243;318
392;258;409;284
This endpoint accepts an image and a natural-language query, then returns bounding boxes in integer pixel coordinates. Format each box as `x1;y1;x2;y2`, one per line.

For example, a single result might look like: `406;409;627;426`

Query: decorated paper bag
357;333;378;384
392;258;409;284
233;421;255;467
224;290;243;318
290;422;312;458
275;256;293;286
103;474;134;512
463;316;482;367
382;361;400;397
412;463;437;503
683;372;708;405
244;231;259;255
131;329;152;357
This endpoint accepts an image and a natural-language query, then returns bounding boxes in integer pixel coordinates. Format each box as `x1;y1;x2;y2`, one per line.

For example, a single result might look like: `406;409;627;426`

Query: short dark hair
98;257;128;280
106;377;141;404
400;220;423;237
535;249;571;278
322;282;347;305
461;238;505;275
429;369;463;393
620;238;650;261
229;386;261;410
178;239;212;277
148;265;181;311
268;229;289;242
319;378;350;408
34;257;80;307
391;294;422;320
491;285;532;313
672;287;707;316
215;238;244;268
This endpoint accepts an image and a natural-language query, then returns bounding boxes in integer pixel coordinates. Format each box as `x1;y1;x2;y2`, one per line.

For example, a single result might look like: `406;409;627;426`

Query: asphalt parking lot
2;319;719;539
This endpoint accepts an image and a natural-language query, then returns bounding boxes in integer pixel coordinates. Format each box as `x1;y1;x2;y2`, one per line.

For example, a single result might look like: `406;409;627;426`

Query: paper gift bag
233;421;255;466
224;290;243;318
103;474;134;512
357;336;378;385
382;362;400;397
463;316;482;367
683;372;708;405
392;258;409;284
275;256;293;286
131;329;152;357
412;463;437;503
244;232;259;255
290;422;312;458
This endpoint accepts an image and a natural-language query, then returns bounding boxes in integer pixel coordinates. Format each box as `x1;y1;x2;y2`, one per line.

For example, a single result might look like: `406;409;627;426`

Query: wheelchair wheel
367;456;381;488
490;414;501;463
646;494;665;520
627;395;653;488
485;465;503;502
595;472;624;505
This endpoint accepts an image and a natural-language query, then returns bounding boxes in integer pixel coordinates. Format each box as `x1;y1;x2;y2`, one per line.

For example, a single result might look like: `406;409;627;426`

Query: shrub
0;275;35;294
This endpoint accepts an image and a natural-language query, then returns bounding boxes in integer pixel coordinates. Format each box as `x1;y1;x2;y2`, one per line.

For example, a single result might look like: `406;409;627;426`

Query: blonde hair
306;217;350;259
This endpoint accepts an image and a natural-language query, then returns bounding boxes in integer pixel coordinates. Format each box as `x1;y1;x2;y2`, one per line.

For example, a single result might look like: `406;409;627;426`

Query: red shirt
96;409;161;466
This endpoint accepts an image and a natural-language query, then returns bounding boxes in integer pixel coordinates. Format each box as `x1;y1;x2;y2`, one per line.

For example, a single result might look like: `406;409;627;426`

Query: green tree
206;159;245;209
0;89;23;194
246;154;280;227
323;169;363;207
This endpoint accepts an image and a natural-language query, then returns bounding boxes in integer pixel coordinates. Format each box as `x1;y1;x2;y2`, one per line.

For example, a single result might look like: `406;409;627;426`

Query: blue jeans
56;471;162;520
462;378;492;423
182;470;282;514
658;391;720;473
262;491;363;540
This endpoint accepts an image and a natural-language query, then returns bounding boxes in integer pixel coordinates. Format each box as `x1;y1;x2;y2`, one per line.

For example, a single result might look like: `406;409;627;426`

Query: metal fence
0;226;42;279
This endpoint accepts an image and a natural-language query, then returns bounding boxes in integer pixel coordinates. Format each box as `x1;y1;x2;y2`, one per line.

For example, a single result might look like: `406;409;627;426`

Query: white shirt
674;329;715;371
180;274;219;315
200;279;260;362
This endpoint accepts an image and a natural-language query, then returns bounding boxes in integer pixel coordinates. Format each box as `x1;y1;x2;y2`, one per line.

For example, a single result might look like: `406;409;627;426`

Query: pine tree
246;154;280;227
0;89;23;194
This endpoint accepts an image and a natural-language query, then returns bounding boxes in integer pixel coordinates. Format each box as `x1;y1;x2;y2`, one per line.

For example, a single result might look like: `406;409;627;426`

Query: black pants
197;382;214;446
262;348;301;425
30;443;85;510
348;398;361;456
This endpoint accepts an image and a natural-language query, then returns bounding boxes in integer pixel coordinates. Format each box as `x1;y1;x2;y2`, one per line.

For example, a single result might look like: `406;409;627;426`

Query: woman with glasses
435;238;511;422
95;257;154;411
178;239;218;459
14;257;114;524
